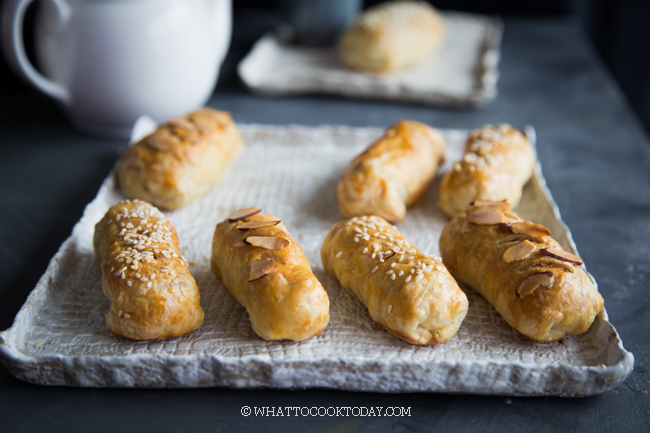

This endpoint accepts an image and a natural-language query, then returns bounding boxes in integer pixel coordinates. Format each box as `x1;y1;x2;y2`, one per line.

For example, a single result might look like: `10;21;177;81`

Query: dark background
2;0;650;135
1;1;649;432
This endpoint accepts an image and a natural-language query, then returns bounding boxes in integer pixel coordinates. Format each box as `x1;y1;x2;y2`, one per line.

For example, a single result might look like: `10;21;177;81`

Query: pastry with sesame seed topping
117;107;243;210
321;215;467;345
93;200;204;340
338;120;446;223
438;124;536;218
210;208;329;341
439;200;604;342
339;1;445;73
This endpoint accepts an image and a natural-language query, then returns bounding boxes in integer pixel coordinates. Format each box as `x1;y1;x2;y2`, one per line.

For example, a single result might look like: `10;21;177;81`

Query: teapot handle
1;0;69;102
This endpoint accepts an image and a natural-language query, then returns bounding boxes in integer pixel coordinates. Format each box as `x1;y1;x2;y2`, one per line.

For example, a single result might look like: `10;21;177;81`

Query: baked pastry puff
338;120;446;223
210;208;329;341
94;200;204;340
339;0;446;73
439;200;604;342
438;124;536;218
321;215;468;344
117;107;243;210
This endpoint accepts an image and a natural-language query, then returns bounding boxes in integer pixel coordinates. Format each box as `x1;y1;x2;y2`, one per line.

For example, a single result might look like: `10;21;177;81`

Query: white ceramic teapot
1;0;232;138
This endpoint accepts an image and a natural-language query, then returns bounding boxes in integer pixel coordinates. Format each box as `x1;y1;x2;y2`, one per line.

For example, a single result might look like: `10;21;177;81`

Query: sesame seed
362;247;368;254
372;253;376;259
399;255;404;261
135;273;140;278
391;274;396;280
398;270;404;276
140;277;148;282
372;266;379;273
149;273;155;279
354;227;363;234
336;251;343;258
169;270;175;275
390;262;396;268
411;269;415;274
354;237;360;242
123;313;131;319
146;281;152;288
415;274;424;281
379;235;387;240
388;305;392;313
126;281;132;287
405;276;412;282
386;270;394;275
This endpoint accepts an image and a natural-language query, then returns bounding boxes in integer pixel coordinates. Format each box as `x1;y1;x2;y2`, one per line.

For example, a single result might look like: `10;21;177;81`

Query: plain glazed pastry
93;200;204;340
438;124;536;218
338;119;446;223
321;215;468;344
117;107;243;210
210;208;329;341
339;1;445;72
439;200;604;343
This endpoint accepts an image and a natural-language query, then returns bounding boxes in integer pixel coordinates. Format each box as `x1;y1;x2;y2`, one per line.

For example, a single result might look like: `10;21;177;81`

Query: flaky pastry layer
211;213;329;341
93;200;204;340
338;119;446;223
439;124;535;218
321;215;467;344
117;107;243;210
339;0;445;72
439;201;604;342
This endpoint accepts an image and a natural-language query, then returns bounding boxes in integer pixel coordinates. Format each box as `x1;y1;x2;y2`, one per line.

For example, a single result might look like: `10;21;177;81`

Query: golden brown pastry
210;208;329;341
117;107;243;210
338;120;446;223
93;200;204;340
439;200;604;342
438;124;536;218
339;1;445;72
321;215;468;344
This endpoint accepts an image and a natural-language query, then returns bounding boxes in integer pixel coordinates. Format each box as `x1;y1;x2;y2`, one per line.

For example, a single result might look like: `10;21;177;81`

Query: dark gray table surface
1;13;649;433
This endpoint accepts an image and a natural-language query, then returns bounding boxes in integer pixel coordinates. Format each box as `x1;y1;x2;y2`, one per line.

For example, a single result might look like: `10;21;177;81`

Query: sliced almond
249;258;275;281
237;220;281;230
511;221;551;238
503;240;538;263
516;271;554;298
244;236;290;250
229;207;261;222
471;199;511;211
541;247;583;266
467;208;505;225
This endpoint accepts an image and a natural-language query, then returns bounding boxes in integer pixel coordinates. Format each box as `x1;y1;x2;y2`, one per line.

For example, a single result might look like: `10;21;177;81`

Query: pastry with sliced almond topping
439;200;604;342
321;215;468;345
438;124;536;218
117;107;243;210
210;208;329;341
